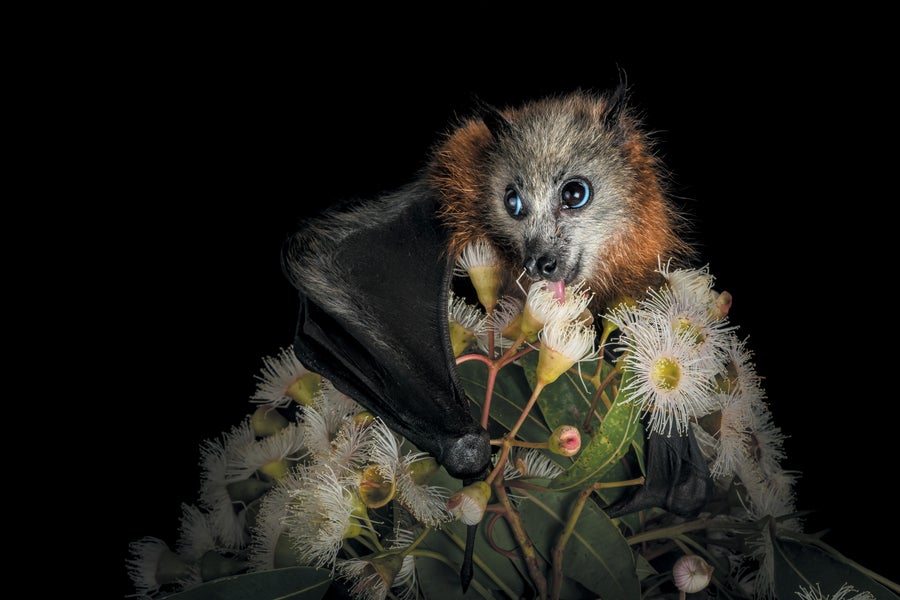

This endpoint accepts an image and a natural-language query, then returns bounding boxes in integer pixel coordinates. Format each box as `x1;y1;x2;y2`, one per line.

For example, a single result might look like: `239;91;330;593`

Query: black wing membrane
605;429;713;519
288;186;492;481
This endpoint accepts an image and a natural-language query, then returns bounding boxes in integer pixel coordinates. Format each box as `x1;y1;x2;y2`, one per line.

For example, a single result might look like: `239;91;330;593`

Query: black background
121;36;897;593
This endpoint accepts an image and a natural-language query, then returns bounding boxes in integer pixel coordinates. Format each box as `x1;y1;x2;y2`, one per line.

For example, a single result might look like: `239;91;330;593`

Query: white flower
252;347;322;408
362;418;451;525
247;469;308;571
448;291;486;356
335;529;418;600
795;583;876;600
454;239;503;311
446;481;491;525
503;447;564;481
126;537;195;598
225;422;307;482
641;284;735;373
300;389;369;470
657;260;717;307
521;280;593;340
610;309;718;436
718;332;762;395
707;390;754;479
748;399;787;480
198;421;257;548
475;294;524;357
536;319;598;385
283;464;368;569
176;504;217;562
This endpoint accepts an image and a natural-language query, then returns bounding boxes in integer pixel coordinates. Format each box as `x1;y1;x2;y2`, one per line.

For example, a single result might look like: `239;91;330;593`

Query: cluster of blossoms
128;242;890;599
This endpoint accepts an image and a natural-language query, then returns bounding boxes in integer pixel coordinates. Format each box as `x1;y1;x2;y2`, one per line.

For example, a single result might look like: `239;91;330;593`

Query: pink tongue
547;280;566;303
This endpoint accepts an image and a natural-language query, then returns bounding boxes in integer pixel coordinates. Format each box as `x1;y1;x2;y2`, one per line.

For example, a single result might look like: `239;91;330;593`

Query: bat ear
602;82;629;131
476;100;514;140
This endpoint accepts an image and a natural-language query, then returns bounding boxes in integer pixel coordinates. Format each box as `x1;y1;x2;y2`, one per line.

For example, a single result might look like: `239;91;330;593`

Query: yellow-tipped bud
548;425;581;457
446;481;491;525
251;406;289;437
286;372;322;406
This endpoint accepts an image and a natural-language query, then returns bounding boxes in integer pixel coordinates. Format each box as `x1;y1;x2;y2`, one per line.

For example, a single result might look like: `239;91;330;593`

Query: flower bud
446;481;491;525
672;554;713;593
548;425;581;457
713;290;733;320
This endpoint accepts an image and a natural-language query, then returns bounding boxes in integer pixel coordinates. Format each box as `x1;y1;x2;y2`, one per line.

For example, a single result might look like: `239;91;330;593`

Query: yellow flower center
651;357;681;391
675;317;705;347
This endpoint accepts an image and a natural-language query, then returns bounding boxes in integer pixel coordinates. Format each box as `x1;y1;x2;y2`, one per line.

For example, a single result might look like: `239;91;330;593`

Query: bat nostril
523;256;537;275
538;256;557;277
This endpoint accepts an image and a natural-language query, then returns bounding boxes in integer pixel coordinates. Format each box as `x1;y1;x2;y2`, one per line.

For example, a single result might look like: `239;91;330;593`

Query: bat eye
504;187;525;219
561;178;592;209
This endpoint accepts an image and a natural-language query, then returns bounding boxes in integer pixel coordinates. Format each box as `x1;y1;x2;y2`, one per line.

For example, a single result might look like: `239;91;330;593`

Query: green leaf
517;487;640;600
549;392;641;492
772;538;899;600
163;567;331;600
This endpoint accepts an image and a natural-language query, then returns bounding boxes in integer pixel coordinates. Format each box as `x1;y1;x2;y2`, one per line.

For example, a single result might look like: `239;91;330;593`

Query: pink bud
548;425;581;457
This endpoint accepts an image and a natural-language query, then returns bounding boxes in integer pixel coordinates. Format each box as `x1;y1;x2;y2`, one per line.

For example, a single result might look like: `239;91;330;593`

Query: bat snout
523;254;559;279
